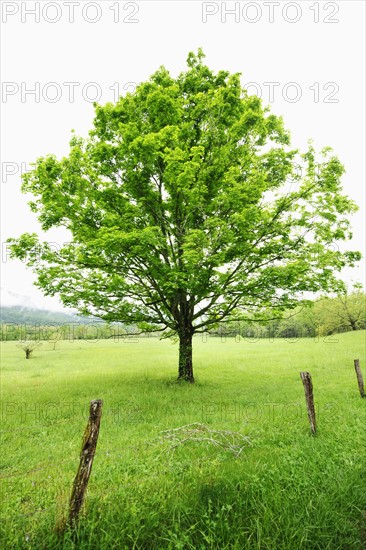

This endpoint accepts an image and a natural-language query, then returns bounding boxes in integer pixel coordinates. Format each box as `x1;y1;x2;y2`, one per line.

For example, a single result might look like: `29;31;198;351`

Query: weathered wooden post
354;359;365;398
68;399;103;527
300;372;316;434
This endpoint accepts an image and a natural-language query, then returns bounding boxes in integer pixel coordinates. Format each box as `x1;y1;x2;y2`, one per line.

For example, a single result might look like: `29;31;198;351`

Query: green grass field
1;332;365;549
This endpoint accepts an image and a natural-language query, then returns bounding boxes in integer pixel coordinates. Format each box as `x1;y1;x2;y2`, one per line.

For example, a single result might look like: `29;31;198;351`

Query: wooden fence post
68;399;103;527
300;372;316;434
354;359;365;398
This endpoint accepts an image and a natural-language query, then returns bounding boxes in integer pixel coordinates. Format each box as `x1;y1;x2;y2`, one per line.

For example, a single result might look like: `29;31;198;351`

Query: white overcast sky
1;0;365;311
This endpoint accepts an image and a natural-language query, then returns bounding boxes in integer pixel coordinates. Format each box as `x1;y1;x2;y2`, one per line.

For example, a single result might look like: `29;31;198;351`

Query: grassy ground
1;331;365;549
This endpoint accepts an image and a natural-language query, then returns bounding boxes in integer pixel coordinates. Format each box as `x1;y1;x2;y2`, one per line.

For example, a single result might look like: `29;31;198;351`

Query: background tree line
0;322;136;343
212;289;366;339
1;289;364;343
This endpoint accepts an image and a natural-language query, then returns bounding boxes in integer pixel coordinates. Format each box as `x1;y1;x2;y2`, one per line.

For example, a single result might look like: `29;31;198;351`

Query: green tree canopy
9;50;361;381
313;287;366;335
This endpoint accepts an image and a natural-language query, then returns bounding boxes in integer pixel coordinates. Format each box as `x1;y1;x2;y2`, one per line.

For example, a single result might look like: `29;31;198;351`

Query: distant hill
0;305;87;325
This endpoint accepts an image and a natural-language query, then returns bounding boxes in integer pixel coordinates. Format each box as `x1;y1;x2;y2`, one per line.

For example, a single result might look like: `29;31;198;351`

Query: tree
17;341;42;359
335;288;366;331
314;287;366;335
8;50;361;382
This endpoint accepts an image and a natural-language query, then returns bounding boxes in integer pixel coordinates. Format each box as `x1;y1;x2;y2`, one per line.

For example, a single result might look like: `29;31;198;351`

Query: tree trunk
25;348;31;359
178;327;194;383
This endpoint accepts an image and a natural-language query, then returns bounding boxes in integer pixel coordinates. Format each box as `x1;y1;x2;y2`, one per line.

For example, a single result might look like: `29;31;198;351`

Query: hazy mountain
0;305;86;324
